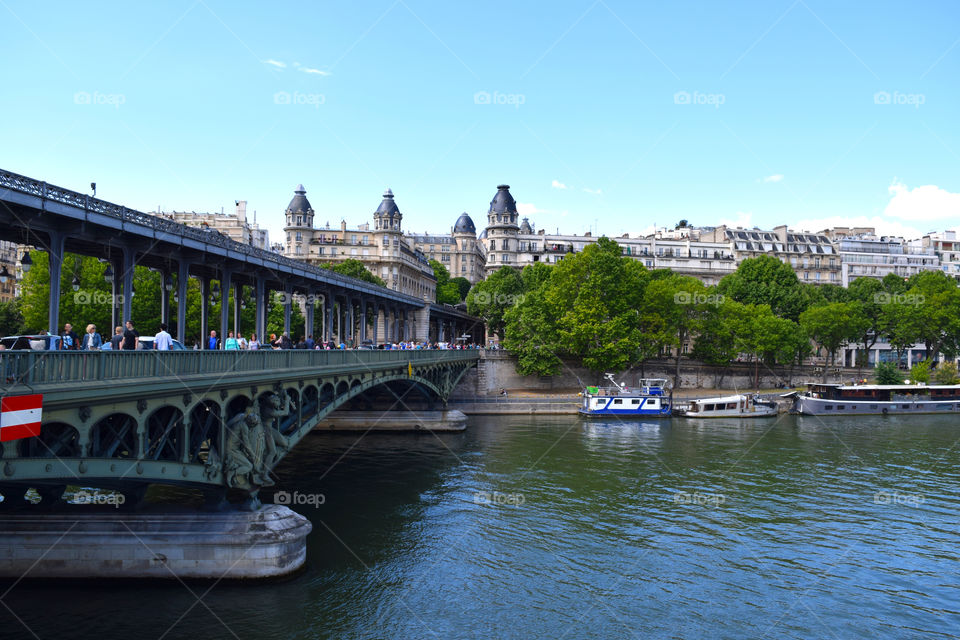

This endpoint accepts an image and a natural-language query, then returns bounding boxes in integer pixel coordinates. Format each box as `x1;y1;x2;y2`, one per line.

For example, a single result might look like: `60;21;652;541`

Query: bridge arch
90;413;139;459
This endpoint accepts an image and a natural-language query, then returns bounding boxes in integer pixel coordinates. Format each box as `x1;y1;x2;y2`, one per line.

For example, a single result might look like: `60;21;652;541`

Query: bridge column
372;304;380;344
415;306;429;344
360;299;368;342
176;262;189;344
255;277;266;343
346;299;354;345
232;282;242;338
109;256;121;334
324;292;334;342
305;291;314;342
200;277;210;348
160;270;170;329
46;232;66;336
283;285;292;337
119;246;135;328
220;270;232;345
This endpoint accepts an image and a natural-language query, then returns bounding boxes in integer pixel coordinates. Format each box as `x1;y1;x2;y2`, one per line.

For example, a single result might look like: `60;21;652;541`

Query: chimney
235;200;247;223
773;224;788;244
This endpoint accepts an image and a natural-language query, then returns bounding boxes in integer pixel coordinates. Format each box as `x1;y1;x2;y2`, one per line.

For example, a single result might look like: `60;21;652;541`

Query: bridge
0;348;478;509
0;167;483;345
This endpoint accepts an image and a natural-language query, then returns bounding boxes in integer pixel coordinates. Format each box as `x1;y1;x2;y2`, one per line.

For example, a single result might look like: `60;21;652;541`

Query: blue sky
2;1;958;243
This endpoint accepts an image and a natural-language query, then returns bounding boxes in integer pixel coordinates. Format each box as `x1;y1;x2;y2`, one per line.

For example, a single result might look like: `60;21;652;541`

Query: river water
5;414;960;639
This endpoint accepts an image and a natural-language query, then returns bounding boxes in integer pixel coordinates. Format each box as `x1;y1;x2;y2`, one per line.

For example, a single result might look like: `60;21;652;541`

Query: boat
792;382;960;415
676;394;779;418
578;374;673;417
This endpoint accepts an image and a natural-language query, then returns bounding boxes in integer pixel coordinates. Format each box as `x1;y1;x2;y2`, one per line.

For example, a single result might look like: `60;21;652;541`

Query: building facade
282;186;436;301
160;201;270;250
408;212;485;283
826;231;940;286
702;225;842;284
922;230;960;281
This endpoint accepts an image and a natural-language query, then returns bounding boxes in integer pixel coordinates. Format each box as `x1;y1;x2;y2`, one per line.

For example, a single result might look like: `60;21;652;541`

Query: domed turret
374;188;402;231
489;184;517;216
285;184;314;228
519;217;532;234
484;184;520;276
453;212;476;235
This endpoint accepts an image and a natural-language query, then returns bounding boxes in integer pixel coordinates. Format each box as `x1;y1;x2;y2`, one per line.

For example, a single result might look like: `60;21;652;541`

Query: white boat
579;374;673;418
793;382;960;415
676;394;779;418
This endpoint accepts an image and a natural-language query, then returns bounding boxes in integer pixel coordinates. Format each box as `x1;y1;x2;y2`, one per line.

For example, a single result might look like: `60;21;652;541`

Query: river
4;413;960;639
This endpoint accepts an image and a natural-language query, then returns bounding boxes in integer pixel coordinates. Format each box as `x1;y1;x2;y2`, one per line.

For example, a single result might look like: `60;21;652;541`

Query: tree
429;259;461;305
909;360;931;384
640;274;708;388
321;259;386;287
905;271;960;364
467;266;524;339
799;302;868;382
545;237;650;376
503;284;562;376
846;278;887;377
934;362;960;385
450;277;472;302
883;299;923;368
718;255;808;321
875;361;904;385
0;299;24;336
691;299;742;387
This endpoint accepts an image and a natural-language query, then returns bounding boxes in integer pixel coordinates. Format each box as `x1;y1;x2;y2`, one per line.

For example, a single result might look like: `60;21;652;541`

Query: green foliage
321;259;386;287
450;277;472;301
467;266;524;338
934;361;960;385
799;302;868;378
718;255;808;321
909;360;931;384
429;259;461;304
875;361;904;385
0;299;24;336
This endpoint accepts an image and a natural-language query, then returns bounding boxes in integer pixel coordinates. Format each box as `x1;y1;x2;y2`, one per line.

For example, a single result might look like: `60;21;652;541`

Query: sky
1;1;958;244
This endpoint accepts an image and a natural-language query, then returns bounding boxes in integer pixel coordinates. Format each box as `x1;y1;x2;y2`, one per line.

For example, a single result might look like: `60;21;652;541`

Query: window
490;240;496;250
296;216;302;226
613;399;622;405
837;405;845;410
318;247;324;255
632;399;641;405
295;232;302;241
351;234;357;245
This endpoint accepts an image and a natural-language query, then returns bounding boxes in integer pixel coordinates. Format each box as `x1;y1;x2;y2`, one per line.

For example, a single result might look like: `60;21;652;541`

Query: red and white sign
0;394;43;442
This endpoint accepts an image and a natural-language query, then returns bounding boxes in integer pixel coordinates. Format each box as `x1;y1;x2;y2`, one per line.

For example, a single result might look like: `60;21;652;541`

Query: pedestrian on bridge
207;330;219;350
154;323;173;350
81;324;102;351
224;331;239;350
60;323;79;350
248;334;260;350
121;321;139;350
109;326;123;350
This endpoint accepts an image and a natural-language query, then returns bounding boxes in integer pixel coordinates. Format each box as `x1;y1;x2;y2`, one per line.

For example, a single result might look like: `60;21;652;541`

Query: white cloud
517;202;547;216
762;174;784;183
582;187;603;195
263;59;286;69
551;180;567;190
299;67;331;76
884;180;960;221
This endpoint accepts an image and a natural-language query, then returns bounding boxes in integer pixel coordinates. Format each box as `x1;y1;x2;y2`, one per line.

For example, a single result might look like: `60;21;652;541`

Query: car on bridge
0;334;63;351
136;336;188;350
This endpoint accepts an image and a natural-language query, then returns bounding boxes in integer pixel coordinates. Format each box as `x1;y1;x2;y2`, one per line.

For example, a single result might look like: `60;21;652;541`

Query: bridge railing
0;349;479;387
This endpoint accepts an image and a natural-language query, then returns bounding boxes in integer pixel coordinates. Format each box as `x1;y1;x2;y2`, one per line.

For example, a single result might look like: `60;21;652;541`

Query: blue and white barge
579;374;673;417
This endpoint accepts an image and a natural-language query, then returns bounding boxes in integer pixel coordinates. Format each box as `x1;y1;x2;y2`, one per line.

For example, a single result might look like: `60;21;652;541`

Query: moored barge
792;382;960;415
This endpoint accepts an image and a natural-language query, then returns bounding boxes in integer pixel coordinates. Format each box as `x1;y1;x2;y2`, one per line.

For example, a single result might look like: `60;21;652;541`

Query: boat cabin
804;383;960;402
